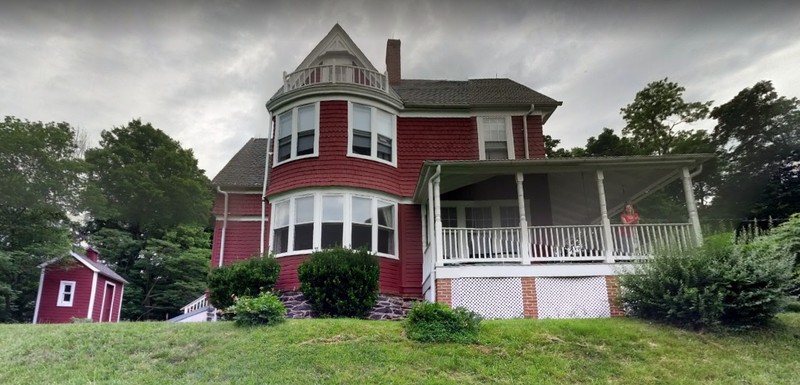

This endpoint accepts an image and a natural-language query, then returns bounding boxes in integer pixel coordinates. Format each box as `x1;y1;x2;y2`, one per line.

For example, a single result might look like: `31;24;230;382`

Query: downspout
260;112;274;255
523;104;535;159
216;186;229;268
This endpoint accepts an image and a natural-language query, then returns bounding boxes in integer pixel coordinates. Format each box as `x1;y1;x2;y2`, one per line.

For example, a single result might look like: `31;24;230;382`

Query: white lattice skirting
535;277;611;319
451;277;524;319
447;276;613;319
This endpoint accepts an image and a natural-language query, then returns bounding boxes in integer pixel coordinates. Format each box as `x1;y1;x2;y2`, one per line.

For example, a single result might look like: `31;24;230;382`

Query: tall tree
84;119;213;237
621;78;712;155
83;120;214;320
710;80;800;219
583;128;641;157
0;117;85;322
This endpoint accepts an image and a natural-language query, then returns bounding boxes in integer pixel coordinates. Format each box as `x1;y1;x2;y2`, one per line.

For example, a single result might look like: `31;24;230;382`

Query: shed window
57;281;76;307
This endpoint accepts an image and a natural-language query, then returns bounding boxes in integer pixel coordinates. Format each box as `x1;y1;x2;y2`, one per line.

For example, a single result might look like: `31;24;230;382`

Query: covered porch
414;154;712;307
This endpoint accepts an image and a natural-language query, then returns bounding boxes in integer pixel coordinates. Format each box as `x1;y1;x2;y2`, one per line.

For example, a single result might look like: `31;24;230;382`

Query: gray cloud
1;0;798;176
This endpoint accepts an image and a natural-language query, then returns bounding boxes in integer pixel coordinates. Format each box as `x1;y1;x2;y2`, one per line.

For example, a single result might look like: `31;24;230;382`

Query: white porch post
596;170;615;263
433;172;444;267
682;166;704;246
515;172;531;264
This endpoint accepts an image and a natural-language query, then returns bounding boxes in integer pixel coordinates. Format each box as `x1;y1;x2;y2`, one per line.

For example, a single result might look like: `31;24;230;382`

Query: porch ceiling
414;154;713;224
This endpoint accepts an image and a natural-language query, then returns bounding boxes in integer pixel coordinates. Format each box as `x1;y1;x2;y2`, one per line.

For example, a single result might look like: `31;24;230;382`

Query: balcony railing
438;223;695;265
283;65;388;93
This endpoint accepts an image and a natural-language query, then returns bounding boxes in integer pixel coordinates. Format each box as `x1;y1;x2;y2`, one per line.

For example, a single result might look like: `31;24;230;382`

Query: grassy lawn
2;314;799;385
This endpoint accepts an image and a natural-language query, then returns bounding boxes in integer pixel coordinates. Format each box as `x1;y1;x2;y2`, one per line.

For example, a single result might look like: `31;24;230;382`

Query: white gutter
216;186;230;268
260;112;274;255
523;104;535;159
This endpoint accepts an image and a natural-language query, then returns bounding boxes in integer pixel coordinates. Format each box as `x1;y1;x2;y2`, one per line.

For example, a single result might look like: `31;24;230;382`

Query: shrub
226;292;286;326
758;213;800;299
297;246;379;318
620;233;793;330
404;302;482;343
208;254;281;309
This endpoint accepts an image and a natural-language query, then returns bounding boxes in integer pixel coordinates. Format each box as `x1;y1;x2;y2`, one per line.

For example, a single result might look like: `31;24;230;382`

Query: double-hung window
350;103;396;164
478;116;513;160
275;103;318;164
271;193;397;258
57;281;76;307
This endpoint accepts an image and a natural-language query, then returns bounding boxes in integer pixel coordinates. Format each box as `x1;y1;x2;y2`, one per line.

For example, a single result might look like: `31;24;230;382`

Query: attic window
275;103;319;165
57;281;76;307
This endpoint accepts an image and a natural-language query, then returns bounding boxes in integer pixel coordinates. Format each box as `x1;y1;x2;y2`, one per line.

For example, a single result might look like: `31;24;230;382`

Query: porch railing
442;227;522;263
283;65;388;93
180;294;209;314
438;223;695;265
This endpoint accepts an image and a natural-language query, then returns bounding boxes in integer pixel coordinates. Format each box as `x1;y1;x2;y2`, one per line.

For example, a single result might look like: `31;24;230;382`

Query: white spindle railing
434;223;695;265
611;223;694;260
180;294;209;314
528;225;606;262
283;65;388;92
442;227;522;263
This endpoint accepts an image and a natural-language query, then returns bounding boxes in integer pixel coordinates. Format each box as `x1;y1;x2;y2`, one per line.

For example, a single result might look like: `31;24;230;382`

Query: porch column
515;172;531;264
681;166;704;246
433;173;444;267
596;170;615;263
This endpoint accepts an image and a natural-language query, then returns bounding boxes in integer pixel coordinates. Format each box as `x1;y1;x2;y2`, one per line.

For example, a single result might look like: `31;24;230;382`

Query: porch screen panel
441;207;459;259
465;207;493;258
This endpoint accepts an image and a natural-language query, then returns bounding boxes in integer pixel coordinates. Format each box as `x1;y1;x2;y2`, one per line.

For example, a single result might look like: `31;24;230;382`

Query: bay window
275;103;319;164
349;102;396;164
271;192;397;258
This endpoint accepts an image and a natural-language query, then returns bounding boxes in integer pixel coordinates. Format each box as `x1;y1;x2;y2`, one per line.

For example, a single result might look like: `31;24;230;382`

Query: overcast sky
2;0;799;178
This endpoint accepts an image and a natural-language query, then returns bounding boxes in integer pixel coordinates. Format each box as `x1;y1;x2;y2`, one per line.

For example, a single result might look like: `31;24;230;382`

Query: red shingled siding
212;193;263;216
211;220;268;268
268;101;480;198
399;204;422;297
528;115;545;159
36;261;95;323
512;115;545;159
90;276;124;322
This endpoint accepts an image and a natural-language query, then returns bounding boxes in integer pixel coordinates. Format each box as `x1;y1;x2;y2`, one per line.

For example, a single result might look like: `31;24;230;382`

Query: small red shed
33;247;127;324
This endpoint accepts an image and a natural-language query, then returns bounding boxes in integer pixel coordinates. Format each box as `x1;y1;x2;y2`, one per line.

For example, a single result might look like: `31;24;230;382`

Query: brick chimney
85;246;100;262
386;39;401;86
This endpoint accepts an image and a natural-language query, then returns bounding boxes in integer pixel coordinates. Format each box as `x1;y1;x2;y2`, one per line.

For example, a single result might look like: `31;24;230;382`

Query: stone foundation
279;291;417;320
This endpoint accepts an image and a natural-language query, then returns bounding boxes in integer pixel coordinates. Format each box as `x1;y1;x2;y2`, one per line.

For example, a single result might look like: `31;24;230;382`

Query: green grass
2;314;800;384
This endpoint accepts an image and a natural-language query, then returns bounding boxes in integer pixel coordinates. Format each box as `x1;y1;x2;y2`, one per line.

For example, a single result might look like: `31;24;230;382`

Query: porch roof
414;154;714;224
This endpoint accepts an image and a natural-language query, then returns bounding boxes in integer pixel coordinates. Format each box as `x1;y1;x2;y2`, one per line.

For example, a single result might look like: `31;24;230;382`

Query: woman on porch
619;203;640;255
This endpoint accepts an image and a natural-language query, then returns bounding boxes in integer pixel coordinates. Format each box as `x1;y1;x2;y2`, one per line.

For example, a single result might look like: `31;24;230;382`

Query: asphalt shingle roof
394;78;561;108
71;252;128;283
212;138;269;189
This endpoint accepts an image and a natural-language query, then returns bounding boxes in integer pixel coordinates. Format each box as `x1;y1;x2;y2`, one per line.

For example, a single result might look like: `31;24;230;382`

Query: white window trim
477;116;515;160
347;101;398;167
57;280;76;307
269;191;398;259
273;102;320;166
441;200;530;228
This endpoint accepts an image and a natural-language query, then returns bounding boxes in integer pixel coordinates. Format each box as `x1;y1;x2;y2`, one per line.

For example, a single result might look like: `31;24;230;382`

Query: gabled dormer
268;24;402;111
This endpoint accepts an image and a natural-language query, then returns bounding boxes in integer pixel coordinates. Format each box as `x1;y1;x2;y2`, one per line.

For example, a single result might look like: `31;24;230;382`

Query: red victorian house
202;24;711;319
33;247;127;323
